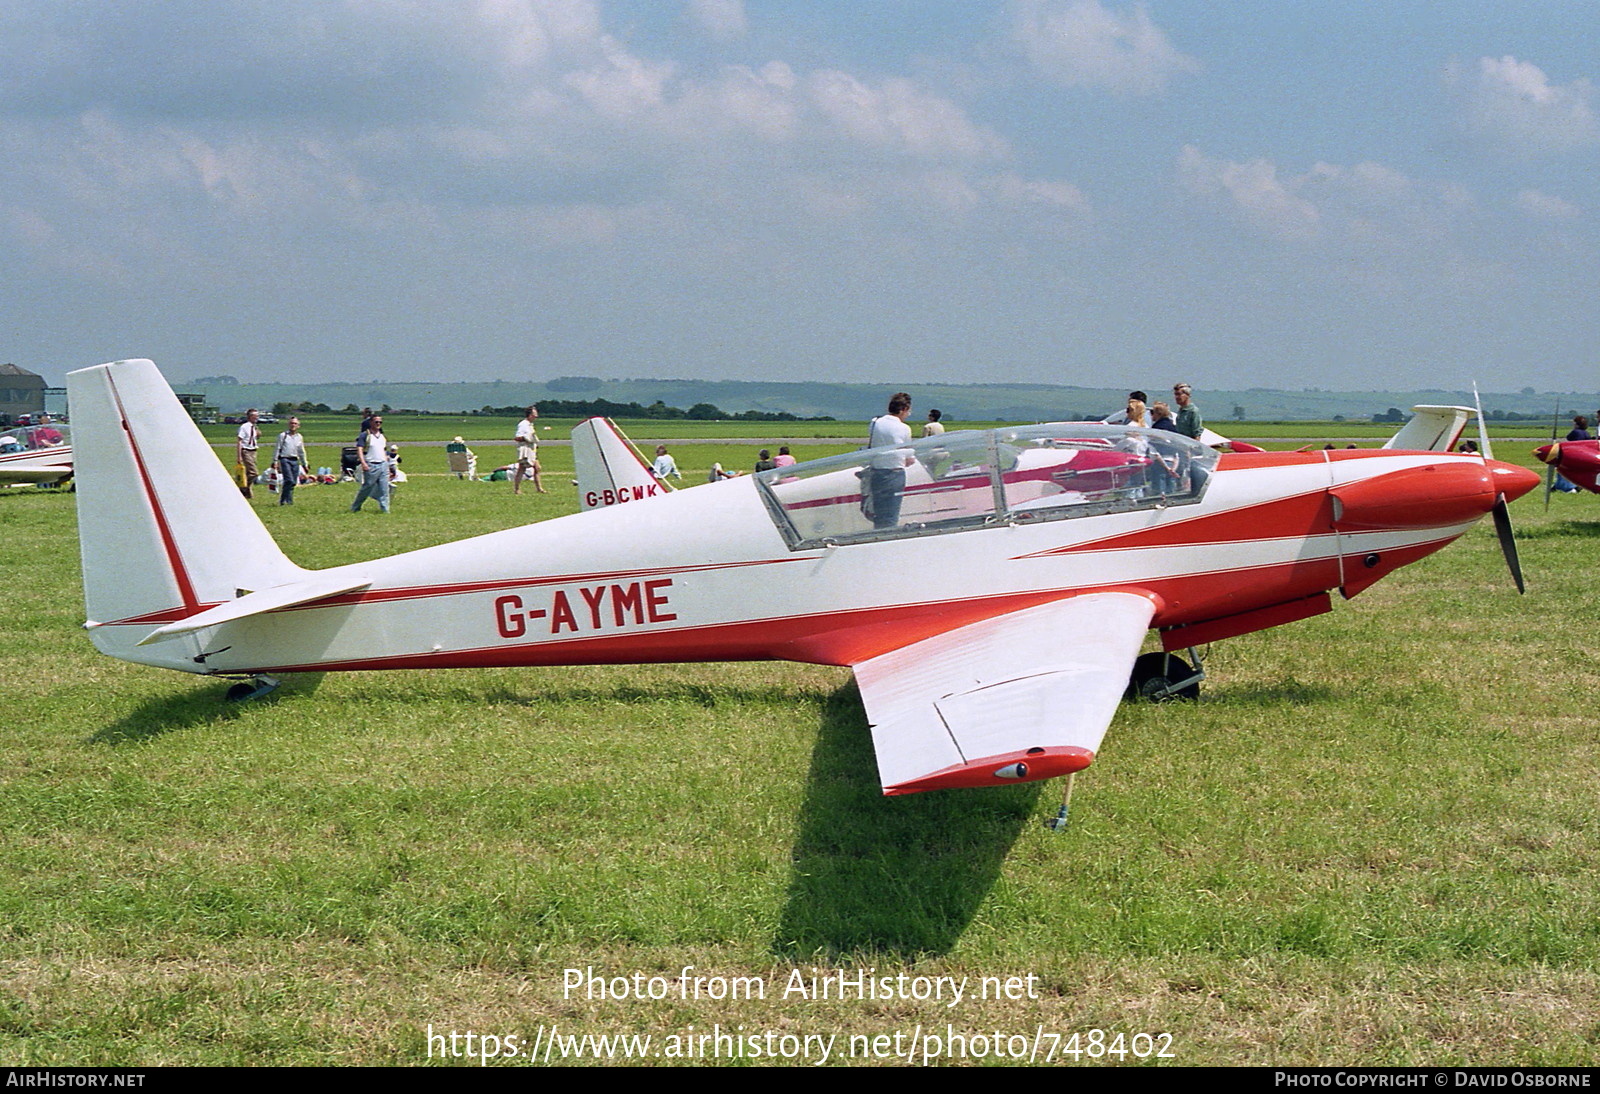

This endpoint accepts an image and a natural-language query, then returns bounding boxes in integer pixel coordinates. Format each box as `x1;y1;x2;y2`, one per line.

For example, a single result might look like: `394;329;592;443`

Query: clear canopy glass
0;422;69;454
756;424;1217;549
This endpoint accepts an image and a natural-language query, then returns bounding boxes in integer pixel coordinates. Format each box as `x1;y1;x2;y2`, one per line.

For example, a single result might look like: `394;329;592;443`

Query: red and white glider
70;360;1537;797
0;422;72;487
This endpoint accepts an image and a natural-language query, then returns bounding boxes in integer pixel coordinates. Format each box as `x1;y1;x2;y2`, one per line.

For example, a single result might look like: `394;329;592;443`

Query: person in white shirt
652;445;682;483
1101;390;1149;427
275;417;307;506
513;406;547;495
351;415;390;513
923;409;946;437
236;409;260;499
867;393;914;529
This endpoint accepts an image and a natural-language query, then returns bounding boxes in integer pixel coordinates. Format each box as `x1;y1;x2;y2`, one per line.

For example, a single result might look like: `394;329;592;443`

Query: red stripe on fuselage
1020;489;1335;557
229;530;1464;676
297;557;807;611
93;559;808;627
0;448;72;464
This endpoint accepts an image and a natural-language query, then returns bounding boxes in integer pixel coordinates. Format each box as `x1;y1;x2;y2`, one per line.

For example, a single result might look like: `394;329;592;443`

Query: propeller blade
1544;399;1559;512
1491;494;1525;594
1472;383;1493;461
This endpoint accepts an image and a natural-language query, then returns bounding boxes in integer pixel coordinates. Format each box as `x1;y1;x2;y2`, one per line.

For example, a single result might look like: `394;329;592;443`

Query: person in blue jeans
351;415;390;513
275;417;306;505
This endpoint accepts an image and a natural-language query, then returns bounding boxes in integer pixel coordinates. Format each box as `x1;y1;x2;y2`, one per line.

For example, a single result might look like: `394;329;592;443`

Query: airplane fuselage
96;447;1530;678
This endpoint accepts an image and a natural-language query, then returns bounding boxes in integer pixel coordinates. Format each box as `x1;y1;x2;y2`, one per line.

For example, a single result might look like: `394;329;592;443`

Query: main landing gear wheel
1125;651;1203;702
224;675;281;702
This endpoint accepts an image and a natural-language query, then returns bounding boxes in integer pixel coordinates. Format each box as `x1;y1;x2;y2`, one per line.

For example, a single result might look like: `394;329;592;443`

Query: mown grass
0;449;1597;1066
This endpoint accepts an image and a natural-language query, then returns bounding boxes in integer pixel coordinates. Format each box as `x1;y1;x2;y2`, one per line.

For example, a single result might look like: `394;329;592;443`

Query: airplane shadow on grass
1209;680;1337;706
87;673;325;745
772;681;1039;961
86;673;1035;957
476;675;1038;958
1515;519;1600;540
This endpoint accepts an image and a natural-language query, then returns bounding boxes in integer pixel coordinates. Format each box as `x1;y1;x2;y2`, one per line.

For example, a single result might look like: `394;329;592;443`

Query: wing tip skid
882;745;1095;795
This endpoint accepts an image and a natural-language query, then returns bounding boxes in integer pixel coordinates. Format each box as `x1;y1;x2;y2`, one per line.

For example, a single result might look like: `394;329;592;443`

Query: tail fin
1382;406;1474;453
1198;427;1265;454
570;417;671;510
68;359;306;669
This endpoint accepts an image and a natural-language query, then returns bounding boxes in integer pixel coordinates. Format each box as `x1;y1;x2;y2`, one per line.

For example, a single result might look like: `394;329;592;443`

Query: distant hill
173;376;1599;423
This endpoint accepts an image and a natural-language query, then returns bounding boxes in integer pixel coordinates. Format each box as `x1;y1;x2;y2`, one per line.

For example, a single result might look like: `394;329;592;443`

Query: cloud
0;0;609;125
563;37;677;119
1446;55;1600;154
686;0;748;43
1178;145;1477;251
1177;146;1319;238
0;0;1066;264
1010;0;1197;94
804;70;1009;159
0;0;1110;388
1515;189;1582;219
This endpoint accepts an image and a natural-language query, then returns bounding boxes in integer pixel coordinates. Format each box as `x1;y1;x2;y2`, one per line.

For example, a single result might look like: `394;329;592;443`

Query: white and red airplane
71;360;1537;800
1534;439;1600;495
0;420;73;487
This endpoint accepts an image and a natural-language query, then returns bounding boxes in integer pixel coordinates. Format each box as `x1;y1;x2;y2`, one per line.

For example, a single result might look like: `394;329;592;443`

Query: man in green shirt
1173;383;1203;440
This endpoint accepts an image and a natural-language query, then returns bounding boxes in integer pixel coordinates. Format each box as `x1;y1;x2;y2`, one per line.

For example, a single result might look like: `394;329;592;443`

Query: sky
3;1;1598;392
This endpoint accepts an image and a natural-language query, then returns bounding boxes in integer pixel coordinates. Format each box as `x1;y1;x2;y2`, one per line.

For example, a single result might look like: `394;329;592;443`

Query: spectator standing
236;409;260;499
275;417;307;506
350;415;390;513
1102;391;1149;426
513;406;547;495
866;392;914;529
1173;383;1203;439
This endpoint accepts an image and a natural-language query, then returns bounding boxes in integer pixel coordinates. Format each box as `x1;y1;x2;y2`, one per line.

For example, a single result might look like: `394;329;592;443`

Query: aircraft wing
853;592;1155;795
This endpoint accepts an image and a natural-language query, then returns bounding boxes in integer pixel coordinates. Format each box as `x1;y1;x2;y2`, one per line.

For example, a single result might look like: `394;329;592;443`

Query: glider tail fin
1381;405;1474;453
571;416;670;510
67;359;305;667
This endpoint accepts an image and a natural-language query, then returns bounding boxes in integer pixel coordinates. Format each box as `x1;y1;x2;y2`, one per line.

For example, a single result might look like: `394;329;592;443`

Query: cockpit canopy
755;423;1217;549
0;423;69;454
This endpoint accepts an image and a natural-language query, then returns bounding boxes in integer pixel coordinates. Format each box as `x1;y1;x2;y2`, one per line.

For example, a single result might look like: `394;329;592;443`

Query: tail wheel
1125;651;1201;702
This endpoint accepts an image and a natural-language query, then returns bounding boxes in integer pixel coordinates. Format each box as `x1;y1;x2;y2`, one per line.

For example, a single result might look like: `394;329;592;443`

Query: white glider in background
0;422;73;487
571;416;673;510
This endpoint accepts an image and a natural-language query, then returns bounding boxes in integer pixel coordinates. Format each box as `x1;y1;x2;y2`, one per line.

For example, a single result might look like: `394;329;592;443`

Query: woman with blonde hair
1125;397;1150;428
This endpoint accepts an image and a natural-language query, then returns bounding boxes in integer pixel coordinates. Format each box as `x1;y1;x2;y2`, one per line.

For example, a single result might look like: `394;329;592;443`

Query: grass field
2;439;1598;1067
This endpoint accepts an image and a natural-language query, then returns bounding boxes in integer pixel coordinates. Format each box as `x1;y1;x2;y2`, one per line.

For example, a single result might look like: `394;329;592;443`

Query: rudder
69;359;306;669
571;416;670;510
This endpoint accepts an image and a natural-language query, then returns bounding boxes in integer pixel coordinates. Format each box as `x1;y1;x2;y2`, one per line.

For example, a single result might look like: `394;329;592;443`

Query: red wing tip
883;746;1095;795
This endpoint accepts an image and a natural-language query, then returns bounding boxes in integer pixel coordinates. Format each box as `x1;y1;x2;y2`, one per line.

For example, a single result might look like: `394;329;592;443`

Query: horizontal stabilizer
137;572;372;644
